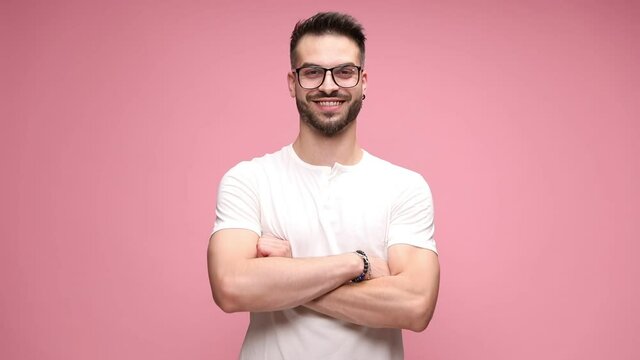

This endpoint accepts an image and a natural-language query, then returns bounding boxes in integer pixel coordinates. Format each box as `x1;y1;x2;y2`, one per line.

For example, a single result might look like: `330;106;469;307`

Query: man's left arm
305;173;439;331
303;244;439;332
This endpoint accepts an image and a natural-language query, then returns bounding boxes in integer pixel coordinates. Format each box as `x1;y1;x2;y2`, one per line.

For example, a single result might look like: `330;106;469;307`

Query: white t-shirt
213;144;437;360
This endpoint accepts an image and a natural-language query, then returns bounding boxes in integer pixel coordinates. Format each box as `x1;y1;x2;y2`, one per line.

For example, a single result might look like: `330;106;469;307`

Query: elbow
407;313;431;332
211;274;244;313
406;306;434;332
213;294;240;314
405;295;437;332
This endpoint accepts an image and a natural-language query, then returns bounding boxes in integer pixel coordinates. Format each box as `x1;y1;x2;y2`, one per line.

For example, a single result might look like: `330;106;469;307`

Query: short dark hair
290;12;366;68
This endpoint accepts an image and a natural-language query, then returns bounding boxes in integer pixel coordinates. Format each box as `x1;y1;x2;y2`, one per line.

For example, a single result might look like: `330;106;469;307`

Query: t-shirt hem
387;240;438;255
212;223;262;237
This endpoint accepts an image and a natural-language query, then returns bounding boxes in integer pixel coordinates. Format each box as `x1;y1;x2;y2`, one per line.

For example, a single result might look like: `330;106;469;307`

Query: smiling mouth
313;100;346;108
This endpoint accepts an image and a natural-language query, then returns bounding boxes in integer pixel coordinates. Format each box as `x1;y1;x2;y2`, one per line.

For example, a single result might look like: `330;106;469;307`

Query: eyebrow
298;62;357;68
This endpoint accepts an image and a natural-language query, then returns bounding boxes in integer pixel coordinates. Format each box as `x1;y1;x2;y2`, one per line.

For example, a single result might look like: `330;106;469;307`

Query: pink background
2;0;639;359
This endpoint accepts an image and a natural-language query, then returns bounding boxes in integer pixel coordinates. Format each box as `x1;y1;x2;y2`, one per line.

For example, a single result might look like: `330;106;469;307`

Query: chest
258;172;391;258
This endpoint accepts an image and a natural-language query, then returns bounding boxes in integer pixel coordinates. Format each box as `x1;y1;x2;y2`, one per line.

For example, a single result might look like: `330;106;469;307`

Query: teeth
317;101;343;106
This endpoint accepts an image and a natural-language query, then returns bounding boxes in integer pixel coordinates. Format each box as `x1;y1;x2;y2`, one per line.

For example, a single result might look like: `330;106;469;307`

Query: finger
258;243;291;258
256;244;268;257
257;240;283;256
257;242;283;256
259;238;292;252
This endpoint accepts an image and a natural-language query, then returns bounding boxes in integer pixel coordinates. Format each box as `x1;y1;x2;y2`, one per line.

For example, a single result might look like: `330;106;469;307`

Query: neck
293;120;362;166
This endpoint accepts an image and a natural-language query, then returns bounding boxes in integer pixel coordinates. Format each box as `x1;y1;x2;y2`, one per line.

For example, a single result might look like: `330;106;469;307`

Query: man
208;12;439;360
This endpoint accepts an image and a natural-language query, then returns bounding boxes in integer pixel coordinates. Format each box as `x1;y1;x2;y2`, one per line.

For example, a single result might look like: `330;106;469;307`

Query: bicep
208;229;259;277
388;244;439;287
387;244;440;331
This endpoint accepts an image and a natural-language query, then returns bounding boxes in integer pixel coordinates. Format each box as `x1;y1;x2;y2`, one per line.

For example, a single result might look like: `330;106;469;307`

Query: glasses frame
293;65;363;89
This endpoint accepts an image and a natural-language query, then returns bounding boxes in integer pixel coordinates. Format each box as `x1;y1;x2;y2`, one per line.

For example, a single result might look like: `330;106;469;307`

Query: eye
335;66;357;78
300;67;324;78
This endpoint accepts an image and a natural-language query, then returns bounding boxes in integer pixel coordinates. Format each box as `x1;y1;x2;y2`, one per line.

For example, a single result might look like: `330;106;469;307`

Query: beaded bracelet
352;250;370;283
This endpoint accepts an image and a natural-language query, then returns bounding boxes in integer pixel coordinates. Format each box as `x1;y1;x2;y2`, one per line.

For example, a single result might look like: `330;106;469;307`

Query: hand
257;234;292;258
367;256;390;279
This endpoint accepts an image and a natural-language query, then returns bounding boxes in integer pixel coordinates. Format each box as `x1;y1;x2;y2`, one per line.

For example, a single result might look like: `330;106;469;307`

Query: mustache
308;92;350;101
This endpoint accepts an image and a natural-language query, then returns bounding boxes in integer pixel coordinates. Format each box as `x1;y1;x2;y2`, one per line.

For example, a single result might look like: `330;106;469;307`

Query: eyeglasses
293;65;363;89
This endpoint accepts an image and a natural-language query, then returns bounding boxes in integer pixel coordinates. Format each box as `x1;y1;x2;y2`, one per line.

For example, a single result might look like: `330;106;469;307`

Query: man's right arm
207;228;364;313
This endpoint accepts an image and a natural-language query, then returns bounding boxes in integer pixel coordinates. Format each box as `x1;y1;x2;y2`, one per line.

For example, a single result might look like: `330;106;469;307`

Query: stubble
296;92;363;137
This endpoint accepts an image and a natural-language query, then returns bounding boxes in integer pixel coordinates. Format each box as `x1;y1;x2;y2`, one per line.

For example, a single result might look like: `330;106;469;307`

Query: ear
361;70;368;98
287;71;296;98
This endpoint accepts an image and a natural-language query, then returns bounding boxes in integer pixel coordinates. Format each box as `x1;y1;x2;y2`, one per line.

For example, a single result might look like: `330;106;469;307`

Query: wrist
351;250;370;283
346;252;363;278
339;252;364;281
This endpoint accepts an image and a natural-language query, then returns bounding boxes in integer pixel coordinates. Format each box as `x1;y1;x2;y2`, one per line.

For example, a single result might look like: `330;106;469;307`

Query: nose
317;69;340;94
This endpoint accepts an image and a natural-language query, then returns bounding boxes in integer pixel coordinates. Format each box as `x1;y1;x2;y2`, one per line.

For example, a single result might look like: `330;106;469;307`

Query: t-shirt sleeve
387;173;437;254
212;161;262;237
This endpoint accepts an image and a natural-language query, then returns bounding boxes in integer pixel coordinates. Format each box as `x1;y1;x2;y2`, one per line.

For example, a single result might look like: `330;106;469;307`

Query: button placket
316;166;342;254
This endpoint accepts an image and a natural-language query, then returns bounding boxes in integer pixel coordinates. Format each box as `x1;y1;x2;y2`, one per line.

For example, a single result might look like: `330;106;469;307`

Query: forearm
304;247;440;332
210;251;362;313
304;274;436;331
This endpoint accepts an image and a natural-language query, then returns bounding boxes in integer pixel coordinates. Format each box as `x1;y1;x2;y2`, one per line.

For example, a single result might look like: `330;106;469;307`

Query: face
288;34;367;137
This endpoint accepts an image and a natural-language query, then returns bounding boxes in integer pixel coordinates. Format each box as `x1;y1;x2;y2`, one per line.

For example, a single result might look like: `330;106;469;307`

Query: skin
291;38;364;137
208;33;440;331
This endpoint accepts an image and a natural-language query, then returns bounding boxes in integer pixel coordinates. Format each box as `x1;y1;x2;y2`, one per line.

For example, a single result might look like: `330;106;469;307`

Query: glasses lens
298;67;325;89
332;65;359;88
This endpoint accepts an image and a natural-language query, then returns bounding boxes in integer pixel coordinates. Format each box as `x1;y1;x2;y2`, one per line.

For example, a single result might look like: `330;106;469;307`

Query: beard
296;91;363;137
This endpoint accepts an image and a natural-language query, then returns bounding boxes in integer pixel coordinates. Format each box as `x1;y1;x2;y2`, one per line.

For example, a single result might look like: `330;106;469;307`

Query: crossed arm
207;229;440;332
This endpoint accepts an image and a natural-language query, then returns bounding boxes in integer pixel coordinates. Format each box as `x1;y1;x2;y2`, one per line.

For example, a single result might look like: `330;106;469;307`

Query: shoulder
363;151;430;190
360;151;434;209
223;145;290;179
